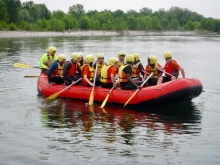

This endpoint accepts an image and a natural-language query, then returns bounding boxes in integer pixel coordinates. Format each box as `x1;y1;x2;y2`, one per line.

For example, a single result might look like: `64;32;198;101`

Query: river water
0;35;220;165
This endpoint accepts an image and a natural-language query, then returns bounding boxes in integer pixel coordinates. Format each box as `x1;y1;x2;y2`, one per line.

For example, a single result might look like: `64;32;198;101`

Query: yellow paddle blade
24;76;47;78
100;93;110;108
88;88;94;105
45;92;60;100
14;63;35;68
123;90;139;107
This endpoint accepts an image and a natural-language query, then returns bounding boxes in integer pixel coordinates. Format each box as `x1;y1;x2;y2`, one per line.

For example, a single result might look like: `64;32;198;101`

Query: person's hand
72;81;76;85
136;85;141;90
90;82;95;87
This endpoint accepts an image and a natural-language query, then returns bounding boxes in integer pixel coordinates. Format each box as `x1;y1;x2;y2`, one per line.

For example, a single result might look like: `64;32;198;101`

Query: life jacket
147;63;160;78
52;61;63;76
67;60;77;77
97;62;106;76
118;64;131;82
100;65;114;83
132;62;140;78
81;64;94;81
165;60;179;77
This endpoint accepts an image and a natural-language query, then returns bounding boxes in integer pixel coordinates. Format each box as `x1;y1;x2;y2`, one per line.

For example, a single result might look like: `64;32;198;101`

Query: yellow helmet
71;52;80;60
85;54;94;63
118;51;126;58
78;52;84;58
164;51;172;59
97;53;105;59
57;54;66;62
108;57;119;65
48;46;56;54
148;55;157;64
133;53;139;61
126;54;134;63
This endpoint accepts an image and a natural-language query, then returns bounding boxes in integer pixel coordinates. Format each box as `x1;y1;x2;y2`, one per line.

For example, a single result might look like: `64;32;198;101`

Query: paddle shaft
88;65;98;105
58;78;82;93
123;72;153;107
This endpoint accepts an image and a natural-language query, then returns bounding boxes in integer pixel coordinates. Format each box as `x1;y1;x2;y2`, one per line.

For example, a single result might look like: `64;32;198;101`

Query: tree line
0;0;220;33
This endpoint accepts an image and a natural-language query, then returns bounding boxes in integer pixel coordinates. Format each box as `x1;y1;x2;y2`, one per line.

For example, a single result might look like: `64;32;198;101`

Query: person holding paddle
118;55;144;90
47;54;66;84
81;54;100;87
63;52;82;85
157;51;185;85
100;57;119;88
143;55;163;86
39;46;58;74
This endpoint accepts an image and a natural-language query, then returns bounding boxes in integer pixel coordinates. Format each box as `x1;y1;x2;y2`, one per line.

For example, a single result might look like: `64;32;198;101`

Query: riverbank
0;30;219;38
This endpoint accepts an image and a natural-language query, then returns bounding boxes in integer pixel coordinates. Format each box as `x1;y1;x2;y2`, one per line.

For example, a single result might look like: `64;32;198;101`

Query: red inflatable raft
37;73;203;107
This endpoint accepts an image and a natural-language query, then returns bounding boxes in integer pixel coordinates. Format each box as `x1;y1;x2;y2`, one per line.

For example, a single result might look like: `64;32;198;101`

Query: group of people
39;46;185;90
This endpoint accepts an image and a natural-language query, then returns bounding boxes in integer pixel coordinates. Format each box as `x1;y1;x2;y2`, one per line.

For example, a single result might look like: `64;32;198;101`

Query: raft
37;73;203;107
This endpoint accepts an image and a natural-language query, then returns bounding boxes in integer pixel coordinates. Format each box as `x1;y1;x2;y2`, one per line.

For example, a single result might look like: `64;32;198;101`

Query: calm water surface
0;35;220;165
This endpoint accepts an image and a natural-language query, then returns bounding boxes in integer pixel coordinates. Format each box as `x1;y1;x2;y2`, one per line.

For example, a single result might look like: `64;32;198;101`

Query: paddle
100;79;119;108
88;65;98;106
24;76;47;78
124;72;153;107
157;68;173;77
45;78;82;100
14;63;40;69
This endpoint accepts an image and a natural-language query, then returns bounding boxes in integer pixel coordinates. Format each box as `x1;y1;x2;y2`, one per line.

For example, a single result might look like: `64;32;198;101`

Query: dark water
0;35;220;165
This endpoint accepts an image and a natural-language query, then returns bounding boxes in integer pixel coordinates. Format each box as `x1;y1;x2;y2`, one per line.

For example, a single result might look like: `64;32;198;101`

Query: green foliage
127;15;138;30
0;0;8;22
9;23;17;30
0;2;219;33
170;19;180;30
48;18;65;31
37;19;49;31
151;16;162;30
79;15;91;30
0;21;8;29
17;21;31;31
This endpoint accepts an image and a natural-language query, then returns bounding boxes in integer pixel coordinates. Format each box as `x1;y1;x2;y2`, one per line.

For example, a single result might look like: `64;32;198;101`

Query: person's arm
179;66;185;78
47;62;58;84
138;63;145;77
83;66;94;86
39;54;48;69
63;62;73;83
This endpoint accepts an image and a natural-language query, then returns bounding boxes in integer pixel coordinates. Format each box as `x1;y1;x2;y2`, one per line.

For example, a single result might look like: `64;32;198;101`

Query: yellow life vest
100;65;113;83
118;64;131;82
132;62;140;78
52;61;63;76
149;63;159;77
97;62;106;76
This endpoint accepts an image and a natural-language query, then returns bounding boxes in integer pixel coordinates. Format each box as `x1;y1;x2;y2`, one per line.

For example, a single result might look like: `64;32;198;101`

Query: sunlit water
0;35;220;165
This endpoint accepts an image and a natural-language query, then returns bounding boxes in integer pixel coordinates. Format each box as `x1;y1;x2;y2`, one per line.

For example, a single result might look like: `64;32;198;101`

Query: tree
127;15;137;30
151;16;162;30
170;19;180;30
52;10;66;20
115;17;127;30
18;9;32;23
68;4;85;19
0;0;8;22
48;18;65;31
160;18;169;30
79;15;91;29
138;16;151;30
62;14;78;30
139;7;152;16
4;0;21;23
113;9;124;18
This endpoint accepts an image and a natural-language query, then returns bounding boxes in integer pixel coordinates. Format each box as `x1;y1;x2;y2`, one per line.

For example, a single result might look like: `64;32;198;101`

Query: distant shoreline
0;30;219;38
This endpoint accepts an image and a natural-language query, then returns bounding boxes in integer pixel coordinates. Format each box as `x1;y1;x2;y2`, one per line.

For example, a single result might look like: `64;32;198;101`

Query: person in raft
118;54;145;90
81;54;100;87
132;53;145;80
157;51;185;85
63;52;82;85
93;54;107;78
39;46;58;74
47;54;66;84
143;55;162;86
100;57;119;88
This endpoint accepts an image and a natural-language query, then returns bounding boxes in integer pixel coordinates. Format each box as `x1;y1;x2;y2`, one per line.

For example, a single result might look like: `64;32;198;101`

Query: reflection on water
39;99;202;157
